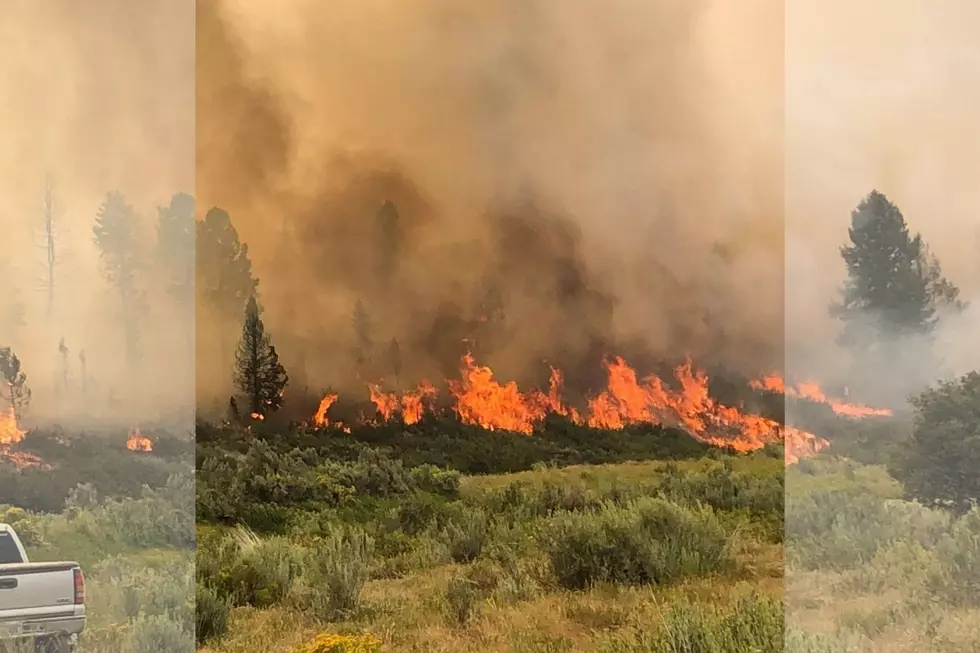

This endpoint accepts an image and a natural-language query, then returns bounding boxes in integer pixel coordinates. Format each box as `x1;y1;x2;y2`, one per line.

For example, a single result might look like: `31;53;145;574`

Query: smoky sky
786;0;980;403
196;0;786;403
0;1;194;426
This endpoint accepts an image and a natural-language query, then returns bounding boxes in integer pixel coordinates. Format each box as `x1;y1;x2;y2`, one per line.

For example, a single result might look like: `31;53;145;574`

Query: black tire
34;635;70;653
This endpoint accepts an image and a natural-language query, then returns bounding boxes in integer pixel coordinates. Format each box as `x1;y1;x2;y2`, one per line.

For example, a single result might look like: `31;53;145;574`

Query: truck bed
0;561;86;642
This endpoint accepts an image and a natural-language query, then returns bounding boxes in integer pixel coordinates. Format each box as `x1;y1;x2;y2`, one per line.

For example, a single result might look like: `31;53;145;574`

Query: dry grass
201;552;781;653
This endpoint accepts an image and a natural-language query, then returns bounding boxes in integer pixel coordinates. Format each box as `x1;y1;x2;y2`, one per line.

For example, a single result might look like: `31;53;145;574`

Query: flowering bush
293;632;383;653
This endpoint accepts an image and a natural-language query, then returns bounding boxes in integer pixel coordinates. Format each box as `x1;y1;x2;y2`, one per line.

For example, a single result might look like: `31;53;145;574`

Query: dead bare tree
35;175;70;319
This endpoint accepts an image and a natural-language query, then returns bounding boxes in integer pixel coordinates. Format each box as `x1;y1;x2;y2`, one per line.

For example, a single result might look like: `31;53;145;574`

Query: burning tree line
220;189;951;464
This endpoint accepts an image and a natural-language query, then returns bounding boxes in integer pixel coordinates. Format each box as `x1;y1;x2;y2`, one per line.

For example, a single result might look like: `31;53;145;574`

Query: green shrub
302;526;375;619
443;574;483;626
544;497;731;590
928;506;980;606
440;506;490;563
196;583;230;646
787;490;948;571
124;613;193;653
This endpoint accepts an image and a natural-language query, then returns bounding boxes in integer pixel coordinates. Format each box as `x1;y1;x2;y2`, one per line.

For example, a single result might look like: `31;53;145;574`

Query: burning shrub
543;497;732;590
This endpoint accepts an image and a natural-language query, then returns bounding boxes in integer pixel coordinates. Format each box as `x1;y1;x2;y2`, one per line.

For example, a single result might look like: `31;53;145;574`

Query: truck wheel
34;636;71;653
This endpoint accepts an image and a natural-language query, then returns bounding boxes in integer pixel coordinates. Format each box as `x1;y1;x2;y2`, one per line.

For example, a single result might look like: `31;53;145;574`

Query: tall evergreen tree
387;337;402;381
93;191;144;369
197;207;258;321
0;347;31;416
233;296;288;415
198;207;259;385
376;200;402;282
156;192;196;309
352;299;373;378
919;243;966;314
833;190;960;345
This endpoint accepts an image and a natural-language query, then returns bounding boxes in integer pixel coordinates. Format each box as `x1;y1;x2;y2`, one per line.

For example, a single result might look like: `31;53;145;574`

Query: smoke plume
0;1;195;427
197;0;786;406
786;0;980;405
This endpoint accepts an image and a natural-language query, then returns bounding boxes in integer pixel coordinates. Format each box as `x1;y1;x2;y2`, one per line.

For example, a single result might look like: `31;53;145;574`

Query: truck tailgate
0;563;78;613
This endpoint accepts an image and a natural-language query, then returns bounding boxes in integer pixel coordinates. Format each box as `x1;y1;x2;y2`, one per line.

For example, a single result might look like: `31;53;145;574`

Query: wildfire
750;375;893;418
311;393;352;433
369;381;437;425
0;407;25;447
0;408;42;469
126;428;153;452
312;353;832;463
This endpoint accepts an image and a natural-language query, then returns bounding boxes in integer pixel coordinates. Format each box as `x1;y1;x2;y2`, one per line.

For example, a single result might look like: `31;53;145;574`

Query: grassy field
785;455;980;652
1;429;194;652
196;420;785;653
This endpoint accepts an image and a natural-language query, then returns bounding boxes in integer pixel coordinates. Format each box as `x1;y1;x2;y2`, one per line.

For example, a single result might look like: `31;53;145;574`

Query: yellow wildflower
293;632;383;653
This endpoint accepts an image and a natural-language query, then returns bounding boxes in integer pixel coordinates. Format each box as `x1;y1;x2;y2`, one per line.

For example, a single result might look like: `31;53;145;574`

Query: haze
197;0;785;409
787;0;980;402
0;1;195;427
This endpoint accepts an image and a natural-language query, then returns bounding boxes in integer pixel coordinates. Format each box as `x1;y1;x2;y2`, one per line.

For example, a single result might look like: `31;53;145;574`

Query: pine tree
834;190;960;345
0;347;31;416
197;207;258;322
352;300;373;378
93;191;144;369
233;296;288;415
376;200;402;281
198;207;259;376
387;337;402;381
156;192;196;309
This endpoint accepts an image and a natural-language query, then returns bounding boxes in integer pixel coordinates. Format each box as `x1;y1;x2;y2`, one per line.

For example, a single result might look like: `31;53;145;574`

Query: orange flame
312;393;338;427
750;374;893;418
312;354;829;463
0;407;25;447
0;409;42;469
370;381;437;425
126;427;153;452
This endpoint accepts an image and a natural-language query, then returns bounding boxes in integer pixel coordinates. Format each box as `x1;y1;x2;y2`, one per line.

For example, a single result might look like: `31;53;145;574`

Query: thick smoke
197;0;785;406
786;0;980;406
0;1;195;427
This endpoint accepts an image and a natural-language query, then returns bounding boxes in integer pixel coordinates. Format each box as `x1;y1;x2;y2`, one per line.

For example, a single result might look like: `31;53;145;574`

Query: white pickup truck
0;525;84;653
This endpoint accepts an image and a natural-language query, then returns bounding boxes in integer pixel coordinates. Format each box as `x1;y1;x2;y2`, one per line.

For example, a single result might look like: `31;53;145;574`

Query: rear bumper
0;614;85;640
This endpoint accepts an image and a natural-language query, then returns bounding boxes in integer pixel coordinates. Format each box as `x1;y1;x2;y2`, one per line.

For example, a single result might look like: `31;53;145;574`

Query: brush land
195;415;787;653
0;428;195;652
785;410;980;653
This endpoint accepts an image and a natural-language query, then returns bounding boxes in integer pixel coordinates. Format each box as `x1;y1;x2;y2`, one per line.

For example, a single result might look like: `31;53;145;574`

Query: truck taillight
73;568;84;605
